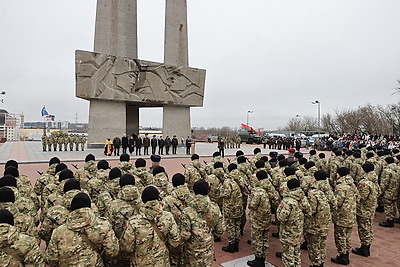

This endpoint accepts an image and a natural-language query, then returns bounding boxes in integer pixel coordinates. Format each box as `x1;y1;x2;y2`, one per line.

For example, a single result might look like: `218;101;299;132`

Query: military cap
109;167;122;180
191;154;200;161
235;150;244;157
63;178;81;193
85;154;95;162
49;157;60;166
214;162;223;169
212;152;221;157
304;161;315;170
256;170;268;181
120;174;135;187
284;167;296;176
172;173;185;187
269;151;278;158
253;148;261;154
120;153;130;162
4;166;18;178
153;166;165;176
314;170;327;181
228;163;237;172
255;160;265;169
362;162;374;173
0;209;14;226
71;192;91;211
97;160;109;170
142;186;160;203
288;148;295;153
337;167;350;177
59;169;74;182
237;156;246;164
0;187;15;203
287;178;300;190
5;160;18;169
193;180;209;196
294;151;303;158
150;155;161;162
0;175;17;188
135;158;146;168
55;163;68;174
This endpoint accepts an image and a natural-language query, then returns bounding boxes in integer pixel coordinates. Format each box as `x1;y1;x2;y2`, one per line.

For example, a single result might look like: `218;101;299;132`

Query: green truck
238;131;263;144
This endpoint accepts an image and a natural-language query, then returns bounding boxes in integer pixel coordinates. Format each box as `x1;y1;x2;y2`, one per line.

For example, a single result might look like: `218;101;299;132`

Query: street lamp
0;91;5;103
311;100;321;139
246;110;253;126
295;114;300;134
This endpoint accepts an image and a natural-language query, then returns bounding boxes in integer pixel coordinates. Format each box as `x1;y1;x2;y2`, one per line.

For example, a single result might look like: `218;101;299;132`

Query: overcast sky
1;0;399;130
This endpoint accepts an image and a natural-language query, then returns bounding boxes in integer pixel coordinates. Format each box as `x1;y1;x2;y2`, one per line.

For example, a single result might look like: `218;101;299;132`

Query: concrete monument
76;0;205;147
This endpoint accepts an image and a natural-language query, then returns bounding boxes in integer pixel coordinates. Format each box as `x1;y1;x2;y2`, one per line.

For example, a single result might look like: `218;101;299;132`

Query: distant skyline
1;0;399;130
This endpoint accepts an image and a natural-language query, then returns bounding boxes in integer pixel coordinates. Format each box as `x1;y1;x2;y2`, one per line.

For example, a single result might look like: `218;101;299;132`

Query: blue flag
41;106;49;116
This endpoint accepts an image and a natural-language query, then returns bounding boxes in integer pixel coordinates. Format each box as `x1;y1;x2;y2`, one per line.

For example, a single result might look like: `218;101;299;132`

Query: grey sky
1;0;399;130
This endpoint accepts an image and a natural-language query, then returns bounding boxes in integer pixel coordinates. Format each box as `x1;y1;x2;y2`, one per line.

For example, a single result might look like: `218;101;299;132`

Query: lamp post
0;91;5;103
246;110;253;126
311;100;321;139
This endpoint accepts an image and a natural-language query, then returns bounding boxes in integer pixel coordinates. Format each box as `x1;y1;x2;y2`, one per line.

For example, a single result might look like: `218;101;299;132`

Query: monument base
163;106;191;140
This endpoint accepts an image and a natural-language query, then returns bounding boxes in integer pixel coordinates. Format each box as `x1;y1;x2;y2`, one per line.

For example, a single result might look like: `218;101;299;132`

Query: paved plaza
0;141;399;266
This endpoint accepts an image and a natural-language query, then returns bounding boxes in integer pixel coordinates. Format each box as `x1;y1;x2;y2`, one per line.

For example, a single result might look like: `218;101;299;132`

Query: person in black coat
151;135;158;155
158;137;165;155
128;136;135;155
171;135;179;155
121;134;129;154
136;135;143;156
112;136;121;156
164;136;171;155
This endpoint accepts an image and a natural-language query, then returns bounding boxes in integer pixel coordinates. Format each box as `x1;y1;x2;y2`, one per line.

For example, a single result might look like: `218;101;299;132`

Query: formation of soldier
218;136;241;149
41;131;87;152
0;143;399;266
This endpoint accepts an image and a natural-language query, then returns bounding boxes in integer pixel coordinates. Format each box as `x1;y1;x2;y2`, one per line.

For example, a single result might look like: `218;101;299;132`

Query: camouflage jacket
205;168;224;206
357;171;380;219
118;162;134;175
39;204;69;242
96;169;110;184
46;207;119;266
120;200;180;267
153;172;173;198
277;187;311;245
333;176;359;227
380;163;400;200
163;184;193;222
184;160;207;192
0;224;45;266
106;185;141;238
75;161;98;189
301;166;318;195
221;172;243;219
230;169;251;197
316;158;328;173
34;163;57;196
132;167;154;189
305;181;331;236
249;182;278;226
309;155;319;164
7;186;39;226
180;195;224;266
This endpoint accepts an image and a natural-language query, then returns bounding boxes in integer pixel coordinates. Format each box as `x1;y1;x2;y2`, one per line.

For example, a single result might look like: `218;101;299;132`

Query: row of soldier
219;136;241;149
41;131;86;152
0;145;399;266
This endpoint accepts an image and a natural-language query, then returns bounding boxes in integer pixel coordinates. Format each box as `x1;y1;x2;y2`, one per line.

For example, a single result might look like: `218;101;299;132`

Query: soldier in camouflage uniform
68;134;74;151
331;167;359;265
62;133;68;151
152;166;173;198
120;186;180;266
74;134;80;151
204;151;227;175
329;150;344;188
309;150;318;163
304;171;332;267
132;158;154;190
349;152;363;185
57;133;64;151
46;193;119;266
247;170;279;267
0;209;45;266
46;134;52;151
276;179;311;267
352;162;380;257
87;160;110;203
117;153;134;175
41;134;47;151
316;153;328;173
96;167;121;217
184;154;207;192
221;163;244;253
205;162;225;209
74;154;97;190
180;180;225;267
378;157;400;228
79;135;86;151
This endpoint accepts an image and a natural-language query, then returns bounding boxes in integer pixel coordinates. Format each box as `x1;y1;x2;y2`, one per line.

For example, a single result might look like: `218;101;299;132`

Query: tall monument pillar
88;0;138;146
163;0;191;140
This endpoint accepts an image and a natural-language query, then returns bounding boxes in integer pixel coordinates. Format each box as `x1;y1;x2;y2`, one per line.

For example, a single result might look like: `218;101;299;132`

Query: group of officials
0;144;399;266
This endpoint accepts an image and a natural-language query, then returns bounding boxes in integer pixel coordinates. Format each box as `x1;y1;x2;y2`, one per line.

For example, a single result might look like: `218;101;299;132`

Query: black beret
365;152;374;159
135;158;146;168
4;166;19;178
260;156;269;162
337;167;350;177
345;150;353;156
392;148;399;154
109;167;122;180
85;154;95;162
362;162;374;173
59;169;74;182
253;148;261;154
309;150;316;155
191;154;200;161
287;178;300;190
314;170;327;181
213;162;223;169
255;160;265;169
318;153;326;159
278;159;288;168
5;160;18;169
172;173;185;187
284;167;296;176
49;157;60;166
63;178;81;193
385;157;395;164
304;161;315;170
0;209;14;226
153;166;165;176
269;151;278;158
120;174;135;187
298;158;308;165
150;155;161;162
334;150;342;156
377;150;385;157
0;187;15;203
228;163;237;172
120;153;130;162
70;192;91;211
294;152;303;158
193;180;209;196
353;152;361;159
277;155;286;161
235;150;244;157
237;156;246;164
256;170;268;181
55;163;68;174
0;175;17;188
97;160;109;170
212;152;221;157
141;186;159;203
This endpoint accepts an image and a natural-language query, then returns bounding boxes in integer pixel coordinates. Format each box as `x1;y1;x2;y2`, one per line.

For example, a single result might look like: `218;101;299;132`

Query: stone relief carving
75;50;205;106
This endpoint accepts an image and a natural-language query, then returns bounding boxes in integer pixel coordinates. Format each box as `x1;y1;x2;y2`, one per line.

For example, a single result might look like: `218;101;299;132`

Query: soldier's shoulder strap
1;246;23;263
147;219;166;243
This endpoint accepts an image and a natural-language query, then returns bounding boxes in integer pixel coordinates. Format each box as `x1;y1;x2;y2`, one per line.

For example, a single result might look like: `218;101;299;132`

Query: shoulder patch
279;204;284;207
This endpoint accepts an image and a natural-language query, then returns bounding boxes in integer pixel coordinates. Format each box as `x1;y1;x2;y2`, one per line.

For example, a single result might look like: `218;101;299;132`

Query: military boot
331;253;349;265
300;240;308;250
247;257;265;267
352;244;370;257
234;241;239;252
275;252;282;258
222;243;236;253
394;218;400;223
379;219;394;227
376;205;384;212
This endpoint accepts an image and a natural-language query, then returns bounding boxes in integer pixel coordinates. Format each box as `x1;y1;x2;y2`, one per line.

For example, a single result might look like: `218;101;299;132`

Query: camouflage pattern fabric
333;225;353;254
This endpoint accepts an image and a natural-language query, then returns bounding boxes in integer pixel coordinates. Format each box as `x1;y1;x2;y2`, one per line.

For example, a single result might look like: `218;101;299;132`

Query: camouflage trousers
168;244;183;267
250;220;270;258
305;233;327;266
42;144;47;151
225;217;241;243
281;241;301;267
356;216;373;245
69;143;74;151
383;198;396;220
240;196;248;231
47;144;52;151
334;225;352;254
